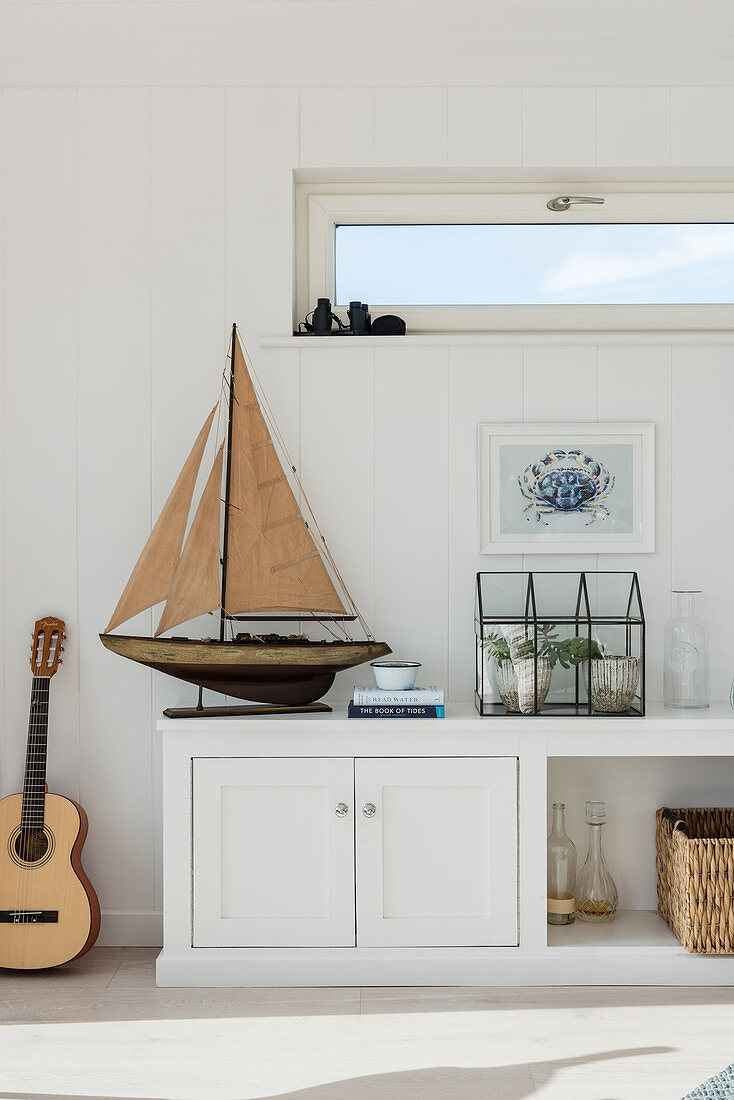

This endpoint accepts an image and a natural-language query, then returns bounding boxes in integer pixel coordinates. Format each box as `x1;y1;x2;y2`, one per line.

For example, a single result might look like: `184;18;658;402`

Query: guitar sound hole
14;829;49;864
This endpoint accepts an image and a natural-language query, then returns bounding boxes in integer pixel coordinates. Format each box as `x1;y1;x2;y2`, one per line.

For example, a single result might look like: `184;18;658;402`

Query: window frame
295;183;734;333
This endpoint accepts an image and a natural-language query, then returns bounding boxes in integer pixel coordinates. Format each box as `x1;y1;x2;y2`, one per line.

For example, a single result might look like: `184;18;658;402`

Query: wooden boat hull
99;634;392;705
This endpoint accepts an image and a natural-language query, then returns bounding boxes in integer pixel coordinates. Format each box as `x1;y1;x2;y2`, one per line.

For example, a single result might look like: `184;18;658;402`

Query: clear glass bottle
576;800;618;923
547;802;576;925
664;590;710;709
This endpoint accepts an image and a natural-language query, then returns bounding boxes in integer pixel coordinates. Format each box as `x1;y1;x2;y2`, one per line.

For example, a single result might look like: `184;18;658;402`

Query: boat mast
219;322;237;642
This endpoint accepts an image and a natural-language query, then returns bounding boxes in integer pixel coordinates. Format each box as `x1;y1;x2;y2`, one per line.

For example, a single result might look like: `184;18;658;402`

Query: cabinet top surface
157;702;734;756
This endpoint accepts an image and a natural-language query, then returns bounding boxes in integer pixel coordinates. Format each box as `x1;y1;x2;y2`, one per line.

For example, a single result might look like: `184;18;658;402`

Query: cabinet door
193;758;355;947
355;757;518;947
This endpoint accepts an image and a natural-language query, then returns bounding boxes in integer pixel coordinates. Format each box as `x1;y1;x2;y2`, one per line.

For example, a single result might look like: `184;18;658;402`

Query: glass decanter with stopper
576;800;618;923
547;802;576;925
664;589;709;709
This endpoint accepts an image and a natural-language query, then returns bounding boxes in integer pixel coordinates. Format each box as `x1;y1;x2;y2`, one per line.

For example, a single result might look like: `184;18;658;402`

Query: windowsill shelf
259;330;734;348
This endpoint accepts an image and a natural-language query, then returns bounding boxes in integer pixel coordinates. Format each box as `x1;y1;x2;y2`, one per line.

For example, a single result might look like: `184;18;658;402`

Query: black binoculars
309;298;372;336
347;300;371;335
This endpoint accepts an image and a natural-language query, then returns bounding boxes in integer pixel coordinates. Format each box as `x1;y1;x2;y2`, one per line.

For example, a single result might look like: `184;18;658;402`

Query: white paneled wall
2;1;734;942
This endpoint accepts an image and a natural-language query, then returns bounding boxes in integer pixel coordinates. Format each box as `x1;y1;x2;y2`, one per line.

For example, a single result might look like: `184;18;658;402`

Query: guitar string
23;675;51;922
27;677;51;922
15;672;37;923
18;675;40;922
16;671;42;924
25;678;46;921
18;650;53;923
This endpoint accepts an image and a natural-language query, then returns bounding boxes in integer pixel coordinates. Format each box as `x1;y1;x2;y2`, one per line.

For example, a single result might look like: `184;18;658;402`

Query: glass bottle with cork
547;802;576;925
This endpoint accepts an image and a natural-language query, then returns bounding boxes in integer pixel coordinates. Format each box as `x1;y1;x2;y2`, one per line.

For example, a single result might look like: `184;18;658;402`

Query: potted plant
483;632;519;712
501;624;570;714
566;637;640;713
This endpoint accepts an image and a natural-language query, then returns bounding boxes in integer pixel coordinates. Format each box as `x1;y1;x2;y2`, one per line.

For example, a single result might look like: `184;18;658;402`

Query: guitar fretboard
21;677;50;831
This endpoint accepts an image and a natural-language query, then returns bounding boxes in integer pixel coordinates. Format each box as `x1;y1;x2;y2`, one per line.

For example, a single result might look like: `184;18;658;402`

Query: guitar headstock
30;617;66;678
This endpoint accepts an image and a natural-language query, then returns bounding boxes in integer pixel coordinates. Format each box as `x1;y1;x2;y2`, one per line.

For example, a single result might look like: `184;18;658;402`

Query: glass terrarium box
475;571;645;717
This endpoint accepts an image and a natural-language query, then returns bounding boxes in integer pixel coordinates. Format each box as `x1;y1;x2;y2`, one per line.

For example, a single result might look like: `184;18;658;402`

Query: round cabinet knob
334;802;349;818
362;803;376;818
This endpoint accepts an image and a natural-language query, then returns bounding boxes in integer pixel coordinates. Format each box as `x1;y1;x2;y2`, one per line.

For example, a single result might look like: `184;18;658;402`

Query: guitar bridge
0;910;58;924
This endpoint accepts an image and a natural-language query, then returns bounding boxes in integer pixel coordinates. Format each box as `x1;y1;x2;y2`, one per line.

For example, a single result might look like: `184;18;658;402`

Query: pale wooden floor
0;949;732;1099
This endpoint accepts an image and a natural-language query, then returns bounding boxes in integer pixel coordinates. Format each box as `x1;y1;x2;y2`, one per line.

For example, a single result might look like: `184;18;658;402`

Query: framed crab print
478;422;655;554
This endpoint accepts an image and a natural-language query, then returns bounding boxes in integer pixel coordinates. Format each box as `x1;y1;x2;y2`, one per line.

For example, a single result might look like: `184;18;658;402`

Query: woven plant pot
583;656;640;713
494;659;520;713
501;624;535;663
656;807;734;954
515;656;551;714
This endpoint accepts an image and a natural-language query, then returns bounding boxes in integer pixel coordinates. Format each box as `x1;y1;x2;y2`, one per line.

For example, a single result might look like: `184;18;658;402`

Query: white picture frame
478;422;655;555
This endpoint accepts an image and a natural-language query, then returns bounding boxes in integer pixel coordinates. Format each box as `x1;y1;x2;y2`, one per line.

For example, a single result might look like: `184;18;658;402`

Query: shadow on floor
248;1048;674;1099
0;1047;675;1100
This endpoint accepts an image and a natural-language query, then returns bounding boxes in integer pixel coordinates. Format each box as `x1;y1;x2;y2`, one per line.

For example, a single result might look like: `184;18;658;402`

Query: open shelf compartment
546;755;734;955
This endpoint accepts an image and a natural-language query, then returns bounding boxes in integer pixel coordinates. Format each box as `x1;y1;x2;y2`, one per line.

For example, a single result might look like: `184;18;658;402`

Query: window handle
547;195;605;212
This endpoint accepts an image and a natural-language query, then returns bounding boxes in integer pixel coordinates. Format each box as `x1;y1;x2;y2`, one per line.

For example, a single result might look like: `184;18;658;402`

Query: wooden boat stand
162;685;332;719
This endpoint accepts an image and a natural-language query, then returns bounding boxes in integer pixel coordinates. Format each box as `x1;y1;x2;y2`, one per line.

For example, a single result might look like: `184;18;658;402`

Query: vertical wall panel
225;87;298;346
596;87;671;167
150;86;226;685
522;346;599;577
300;88;374;168
301;346;375;700
224;88;301;673
149;88;226;914
522;346;598;423
77;88;153;912
448;88;522;167
374;88;448;167
2;90;78;799
597;345;671;701
374;347;449;687
522;87;596;166
448;347;523;701
671;87;734;166
672;346;734;699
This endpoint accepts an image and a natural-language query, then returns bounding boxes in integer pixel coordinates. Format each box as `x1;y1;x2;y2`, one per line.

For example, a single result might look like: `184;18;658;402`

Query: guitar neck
21;677;51;831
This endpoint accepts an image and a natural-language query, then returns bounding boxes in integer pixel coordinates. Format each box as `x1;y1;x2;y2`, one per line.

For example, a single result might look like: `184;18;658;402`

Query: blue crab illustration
518;449;615;526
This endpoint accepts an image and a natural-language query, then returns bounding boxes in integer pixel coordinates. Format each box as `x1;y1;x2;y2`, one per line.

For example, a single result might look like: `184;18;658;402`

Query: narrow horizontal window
335;223;734;306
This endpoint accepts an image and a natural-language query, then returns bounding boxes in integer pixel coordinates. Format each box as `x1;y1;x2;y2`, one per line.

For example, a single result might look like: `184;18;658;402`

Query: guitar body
0;792;100;970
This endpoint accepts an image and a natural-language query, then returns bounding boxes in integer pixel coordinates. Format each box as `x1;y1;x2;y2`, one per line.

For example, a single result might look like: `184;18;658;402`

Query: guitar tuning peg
57;658;63;665
62;633;67;640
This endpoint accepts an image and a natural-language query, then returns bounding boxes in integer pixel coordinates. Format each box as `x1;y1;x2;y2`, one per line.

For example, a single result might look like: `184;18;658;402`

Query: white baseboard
97;910;163;947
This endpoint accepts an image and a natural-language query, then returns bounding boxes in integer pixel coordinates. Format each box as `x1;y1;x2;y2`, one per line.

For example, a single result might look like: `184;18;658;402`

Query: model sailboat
100;325;390;713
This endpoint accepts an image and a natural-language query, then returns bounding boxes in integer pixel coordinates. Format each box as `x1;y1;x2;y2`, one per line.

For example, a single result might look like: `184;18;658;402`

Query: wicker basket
656;807;734;954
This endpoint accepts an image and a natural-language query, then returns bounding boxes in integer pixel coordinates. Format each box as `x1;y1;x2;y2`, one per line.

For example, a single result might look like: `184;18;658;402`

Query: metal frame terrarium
475;571;645;717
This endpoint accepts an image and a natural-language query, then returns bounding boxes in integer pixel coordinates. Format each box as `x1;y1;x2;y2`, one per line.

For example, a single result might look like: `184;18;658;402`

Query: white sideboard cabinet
192;754;517;952
157;706;734;987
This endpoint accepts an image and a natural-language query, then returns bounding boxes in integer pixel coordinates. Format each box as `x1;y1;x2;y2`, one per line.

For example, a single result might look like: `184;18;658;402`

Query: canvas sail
222;342;346;615
105;407;217;633
155;444;225;637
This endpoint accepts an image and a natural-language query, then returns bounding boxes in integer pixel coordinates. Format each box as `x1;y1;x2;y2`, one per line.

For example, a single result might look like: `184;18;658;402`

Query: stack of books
348;685;445;718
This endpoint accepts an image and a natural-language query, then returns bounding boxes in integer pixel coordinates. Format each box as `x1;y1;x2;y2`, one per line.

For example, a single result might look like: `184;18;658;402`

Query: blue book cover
348;703;445;719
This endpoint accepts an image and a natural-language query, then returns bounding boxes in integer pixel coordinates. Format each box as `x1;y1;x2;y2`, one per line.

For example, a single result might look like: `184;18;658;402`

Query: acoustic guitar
0;617;100;969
